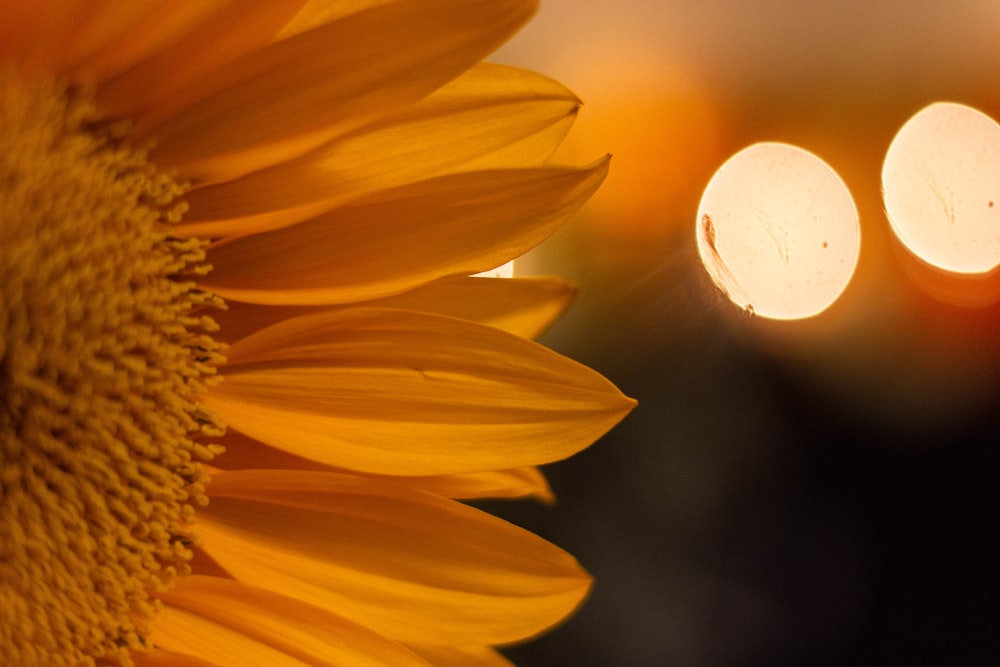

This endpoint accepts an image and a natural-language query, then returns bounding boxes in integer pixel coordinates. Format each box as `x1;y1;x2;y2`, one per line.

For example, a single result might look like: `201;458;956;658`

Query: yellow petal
132;649;219;667
202;161;608;305
202;307;635;475
276;0;396;40
409;645;515;667
198;469;592;645
212;276;576;343
1;0;84;74
71;3;227;83
95;1;305;118
398;466;555;504
143;0;538;182
7;0;166;79
151;607;312;667
0;1;42;65
179;63;578;237
216;430;555;503
157;576;431;667
55;2;165;79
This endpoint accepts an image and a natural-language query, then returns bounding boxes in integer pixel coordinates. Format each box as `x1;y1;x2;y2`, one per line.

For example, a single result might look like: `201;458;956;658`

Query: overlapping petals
201;161;608;304
195;470;592;646
133;648;219;667
1;1;632;664
141;0;539;182
154;576;431;666
215;430;556;504
201;307;635;476
93;1;307;117
211;276;577;343
180;62;580;237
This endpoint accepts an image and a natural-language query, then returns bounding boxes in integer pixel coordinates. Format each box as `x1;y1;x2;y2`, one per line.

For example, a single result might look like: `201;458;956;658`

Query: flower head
0;2;635;665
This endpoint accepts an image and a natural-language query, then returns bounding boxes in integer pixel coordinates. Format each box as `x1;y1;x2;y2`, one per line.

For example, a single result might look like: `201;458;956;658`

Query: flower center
0;73;224;666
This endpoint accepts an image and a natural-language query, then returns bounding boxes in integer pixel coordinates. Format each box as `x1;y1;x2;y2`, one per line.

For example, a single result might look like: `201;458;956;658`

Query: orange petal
276;0;396;40
179;62;578;237
0;0;82;74
132;648;219;667
156;576;430;667
7;0;166;79
55;2;166;80
409;645;515;667
198;469;592;645
71;2;226;84
212;276;576;343
202;161;607;305
396;466;555;504
0;1;42;64
151;608;311;667
143;0;538;183
216;430;555;503
95;1;305;118
202;307;635;475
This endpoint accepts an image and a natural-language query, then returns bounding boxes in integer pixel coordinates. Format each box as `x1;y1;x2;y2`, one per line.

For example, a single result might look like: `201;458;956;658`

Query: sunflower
0;1;635;665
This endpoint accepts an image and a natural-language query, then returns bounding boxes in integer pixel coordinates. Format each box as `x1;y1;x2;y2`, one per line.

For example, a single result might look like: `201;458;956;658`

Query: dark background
488;2;1000;665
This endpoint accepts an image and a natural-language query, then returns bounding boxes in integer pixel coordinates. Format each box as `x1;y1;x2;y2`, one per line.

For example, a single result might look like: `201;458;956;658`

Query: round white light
696;142;860;320
882;102;1000;275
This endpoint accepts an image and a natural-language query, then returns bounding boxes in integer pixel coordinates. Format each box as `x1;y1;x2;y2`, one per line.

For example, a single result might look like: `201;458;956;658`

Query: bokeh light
882;102;1000;275
696;143;860;319
474;261;515;278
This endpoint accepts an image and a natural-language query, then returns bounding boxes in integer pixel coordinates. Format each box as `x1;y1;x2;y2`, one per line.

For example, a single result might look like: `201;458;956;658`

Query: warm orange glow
557;61;721;239
696;143;860;320
882;102;1000;275
556;62;720;238
494;30;723;241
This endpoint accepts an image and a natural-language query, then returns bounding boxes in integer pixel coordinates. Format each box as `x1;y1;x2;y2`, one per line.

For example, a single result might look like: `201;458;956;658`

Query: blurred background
485;2;1000;665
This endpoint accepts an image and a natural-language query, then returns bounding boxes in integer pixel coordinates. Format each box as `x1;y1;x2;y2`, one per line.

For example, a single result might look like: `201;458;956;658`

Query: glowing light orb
696;143;860;320
882;102;1000;275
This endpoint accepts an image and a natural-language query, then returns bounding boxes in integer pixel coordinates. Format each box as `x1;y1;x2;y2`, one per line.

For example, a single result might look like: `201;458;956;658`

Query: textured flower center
0;73;224;666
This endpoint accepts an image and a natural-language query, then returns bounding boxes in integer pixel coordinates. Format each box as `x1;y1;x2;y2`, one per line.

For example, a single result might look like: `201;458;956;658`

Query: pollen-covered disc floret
0;74;224;666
